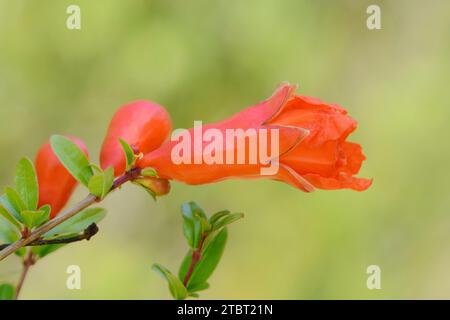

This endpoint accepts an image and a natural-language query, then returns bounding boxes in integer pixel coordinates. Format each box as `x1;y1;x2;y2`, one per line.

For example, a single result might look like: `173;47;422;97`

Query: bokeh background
0;0;449;299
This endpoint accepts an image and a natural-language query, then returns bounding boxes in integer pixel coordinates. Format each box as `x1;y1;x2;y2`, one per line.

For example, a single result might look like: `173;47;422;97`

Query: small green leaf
50;135;93;186
32;244;65;258
88;174;105;198
209;210;231;225
15;248;26;257
187;282;210;293
119;138;135;171
186;228;228;289
88;167;114;199
0;284;15;300
0;217;24;257
0;204;21;231
182;202;208;249
89;163;104;174
131;179;158;201
103;167;115;192
44;207;106;238
178;249;192;281
152;263;187;300
4;187;25;218
212;213;244;231
182;220;195;248
0;216;19;244
0;194;23;223
141;167;158;177
20;210;49;229
193;219;203;249
39;204;52;218
182;202;207;220
15;158;39;211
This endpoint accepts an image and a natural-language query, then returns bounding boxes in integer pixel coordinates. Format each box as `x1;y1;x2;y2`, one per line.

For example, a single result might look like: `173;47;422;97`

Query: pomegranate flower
138;83;372;192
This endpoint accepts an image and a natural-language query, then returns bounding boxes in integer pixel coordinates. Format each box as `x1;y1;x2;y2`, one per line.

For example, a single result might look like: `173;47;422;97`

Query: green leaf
0;194;23;223
209;210;231;225
182;220;195;248
152;264;187;300
186;228;228;289
32;244;65;258
15;158;38;211
182;202;207;220
50;135;93;187
132;180;158;201
90;163;103;173
0;217;25;257
212;213;244;231
178;250;192;282
187;282;210;293
88;167;114;199
0;216;19;244
39;204;52;218
119;138;135;171
0;284;15;300
15;248;26;257
181;202;208;249
20;210;49;229
4;187;25;219
141;167;158;177
193;219;203;248
44;207;106;238
0;204;21;231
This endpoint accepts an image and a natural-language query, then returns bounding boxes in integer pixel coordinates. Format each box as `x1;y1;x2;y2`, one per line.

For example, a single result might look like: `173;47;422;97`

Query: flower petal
303;173;373;191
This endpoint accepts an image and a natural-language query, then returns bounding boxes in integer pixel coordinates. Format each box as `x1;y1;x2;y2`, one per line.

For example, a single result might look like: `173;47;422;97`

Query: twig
0;168;141;262
14;250;35;299
183;235;206;286
0;223;99;251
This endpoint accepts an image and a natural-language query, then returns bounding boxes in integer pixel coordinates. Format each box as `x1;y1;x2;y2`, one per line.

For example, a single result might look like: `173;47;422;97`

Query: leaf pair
182;202;210;249
88;166;114;199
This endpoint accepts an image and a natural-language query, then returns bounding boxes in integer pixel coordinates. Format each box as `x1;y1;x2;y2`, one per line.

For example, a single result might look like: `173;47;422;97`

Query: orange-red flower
138;83;372;192
100;100;172;176
35;136;89;218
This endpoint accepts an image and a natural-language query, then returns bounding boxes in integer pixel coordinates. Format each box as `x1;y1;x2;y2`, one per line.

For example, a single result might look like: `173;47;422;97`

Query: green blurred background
1;0;449;299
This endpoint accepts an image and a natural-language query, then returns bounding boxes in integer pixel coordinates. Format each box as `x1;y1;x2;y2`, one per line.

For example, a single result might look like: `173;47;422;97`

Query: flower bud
133;177;171;197
100;100;172;176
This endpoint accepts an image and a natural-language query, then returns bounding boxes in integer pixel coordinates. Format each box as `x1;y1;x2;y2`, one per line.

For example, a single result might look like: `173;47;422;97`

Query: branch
183;234;206;286
0;167;141;262
0;223;99;251
14;250;35;299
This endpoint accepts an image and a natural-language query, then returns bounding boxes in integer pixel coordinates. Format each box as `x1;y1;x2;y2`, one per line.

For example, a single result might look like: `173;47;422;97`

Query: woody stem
0;223;99;251
15;250;35;299
0;168;141;262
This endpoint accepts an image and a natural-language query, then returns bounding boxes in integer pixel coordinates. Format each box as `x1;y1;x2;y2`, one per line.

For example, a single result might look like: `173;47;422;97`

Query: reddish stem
15;250;35;299
183;235;206;287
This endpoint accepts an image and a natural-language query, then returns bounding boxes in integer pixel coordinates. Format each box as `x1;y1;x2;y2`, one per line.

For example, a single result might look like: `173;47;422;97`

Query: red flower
100;100;172;176
138;83;371;192
35;136;89;218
